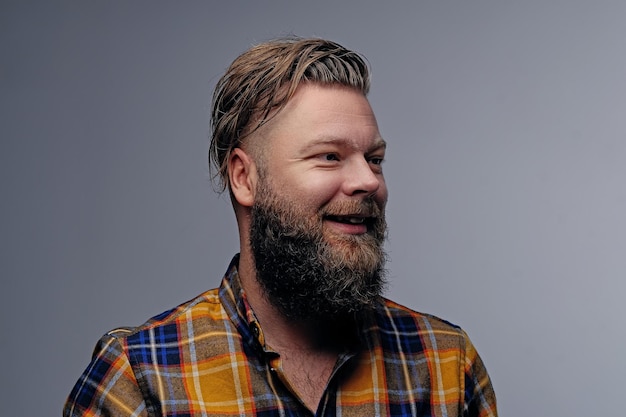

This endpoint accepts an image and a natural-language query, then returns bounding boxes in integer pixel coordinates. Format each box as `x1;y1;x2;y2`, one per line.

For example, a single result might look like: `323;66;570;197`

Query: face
248;84;389;322
258;84;388;233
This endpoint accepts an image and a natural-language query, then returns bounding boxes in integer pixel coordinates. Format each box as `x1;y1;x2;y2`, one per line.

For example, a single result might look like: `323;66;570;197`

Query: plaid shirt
64;255;497;417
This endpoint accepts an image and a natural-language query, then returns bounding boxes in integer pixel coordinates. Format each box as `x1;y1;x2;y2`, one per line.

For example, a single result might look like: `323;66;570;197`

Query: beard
249;180;388;323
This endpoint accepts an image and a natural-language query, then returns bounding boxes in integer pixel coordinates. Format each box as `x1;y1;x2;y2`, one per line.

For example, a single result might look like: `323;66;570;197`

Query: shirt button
251;324;260;336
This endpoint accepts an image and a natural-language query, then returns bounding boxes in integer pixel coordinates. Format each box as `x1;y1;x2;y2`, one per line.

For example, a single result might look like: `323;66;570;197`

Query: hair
209;37;371;192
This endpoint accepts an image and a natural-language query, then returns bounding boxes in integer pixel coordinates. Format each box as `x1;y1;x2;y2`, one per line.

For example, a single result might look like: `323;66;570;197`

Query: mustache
320;198;383;218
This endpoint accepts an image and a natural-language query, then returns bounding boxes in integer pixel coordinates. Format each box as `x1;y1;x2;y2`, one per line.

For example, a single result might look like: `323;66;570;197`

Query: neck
264;311;357;354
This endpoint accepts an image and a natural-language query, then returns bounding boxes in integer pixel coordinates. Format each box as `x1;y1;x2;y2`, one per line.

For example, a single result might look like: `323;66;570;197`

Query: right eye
323;153;340;161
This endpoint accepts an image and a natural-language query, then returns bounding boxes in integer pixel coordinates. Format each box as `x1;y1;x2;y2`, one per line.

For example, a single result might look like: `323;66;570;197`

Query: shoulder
370;298;473;352
65;284;237;416
375;297;463;332
81;286;239;390
102;287;224;348
370;299;499;415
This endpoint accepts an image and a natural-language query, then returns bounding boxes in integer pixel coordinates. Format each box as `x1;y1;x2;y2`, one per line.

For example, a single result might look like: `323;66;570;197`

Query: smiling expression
244;83;389;320
254;83;388;241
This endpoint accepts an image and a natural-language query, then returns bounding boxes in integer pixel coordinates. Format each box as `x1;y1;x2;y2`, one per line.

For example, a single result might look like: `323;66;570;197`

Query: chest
136;346;463;416
269;349;338;412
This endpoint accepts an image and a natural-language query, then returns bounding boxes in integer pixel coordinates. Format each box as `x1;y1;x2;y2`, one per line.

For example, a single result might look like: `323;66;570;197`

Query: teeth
327;215;368;224
344;217;364;224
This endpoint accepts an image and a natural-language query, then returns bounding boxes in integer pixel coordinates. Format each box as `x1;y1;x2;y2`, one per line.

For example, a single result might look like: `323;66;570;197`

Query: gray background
2;1;625;416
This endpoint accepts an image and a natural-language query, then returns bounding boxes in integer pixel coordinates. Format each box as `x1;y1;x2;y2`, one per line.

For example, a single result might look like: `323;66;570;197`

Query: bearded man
64;37;498;417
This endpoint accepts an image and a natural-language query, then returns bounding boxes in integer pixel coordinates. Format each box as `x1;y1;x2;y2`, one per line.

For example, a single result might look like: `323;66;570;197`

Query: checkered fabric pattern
64;255;497;417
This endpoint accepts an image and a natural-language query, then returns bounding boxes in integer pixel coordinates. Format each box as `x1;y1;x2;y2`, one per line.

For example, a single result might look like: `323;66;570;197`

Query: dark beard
249;183;388;323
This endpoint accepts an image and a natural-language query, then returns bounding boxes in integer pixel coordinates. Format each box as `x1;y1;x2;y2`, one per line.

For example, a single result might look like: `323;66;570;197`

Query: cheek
293;174;344;206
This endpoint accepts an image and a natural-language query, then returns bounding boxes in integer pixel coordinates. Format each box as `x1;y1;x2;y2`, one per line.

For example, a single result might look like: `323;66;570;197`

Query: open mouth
325;215;371;225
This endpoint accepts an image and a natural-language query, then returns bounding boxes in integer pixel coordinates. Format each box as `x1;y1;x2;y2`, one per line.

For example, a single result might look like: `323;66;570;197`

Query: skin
227;83;388;411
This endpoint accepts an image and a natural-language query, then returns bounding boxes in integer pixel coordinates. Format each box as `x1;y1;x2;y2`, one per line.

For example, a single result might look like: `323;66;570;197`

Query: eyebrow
302;136;387;153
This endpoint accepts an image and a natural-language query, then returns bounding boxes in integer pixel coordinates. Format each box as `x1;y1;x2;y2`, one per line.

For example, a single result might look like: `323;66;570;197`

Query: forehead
263;84;384;152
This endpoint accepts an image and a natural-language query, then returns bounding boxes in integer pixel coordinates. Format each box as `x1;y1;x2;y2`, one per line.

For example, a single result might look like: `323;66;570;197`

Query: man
64;37;497;417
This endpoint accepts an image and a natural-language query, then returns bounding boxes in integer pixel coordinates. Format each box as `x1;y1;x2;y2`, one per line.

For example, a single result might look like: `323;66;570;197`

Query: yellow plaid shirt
64;255;497;416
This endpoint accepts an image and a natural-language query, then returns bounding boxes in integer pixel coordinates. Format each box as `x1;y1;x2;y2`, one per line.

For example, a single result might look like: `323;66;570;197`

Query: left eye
369;157;384;165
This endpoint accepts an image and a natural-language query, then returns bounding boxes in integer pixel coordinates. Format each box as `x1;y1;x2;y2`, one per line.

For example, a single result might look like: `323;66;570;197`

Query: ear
228;147;258;207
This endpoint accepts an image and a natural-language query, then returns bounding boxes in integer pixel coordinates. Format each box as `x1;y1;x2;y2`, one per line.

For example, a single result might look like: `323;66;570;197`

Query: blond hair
209;37;371;191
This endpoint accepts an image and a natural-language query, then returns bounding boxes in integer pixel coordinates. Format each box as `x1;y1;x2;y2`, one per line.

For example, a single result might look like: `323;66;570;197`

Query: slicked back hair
209;37;371;192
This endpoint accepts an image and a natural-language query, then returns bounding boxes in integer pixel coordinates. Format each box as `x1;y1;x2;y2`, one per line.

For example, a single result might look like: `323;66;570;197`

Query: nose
342;157;383;197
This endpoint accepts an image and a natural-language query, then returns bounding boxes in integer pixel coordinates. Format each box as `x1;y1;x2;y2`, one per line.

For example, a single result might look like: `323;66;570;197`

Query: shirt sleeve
462;330;498;417
63;331;149;417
